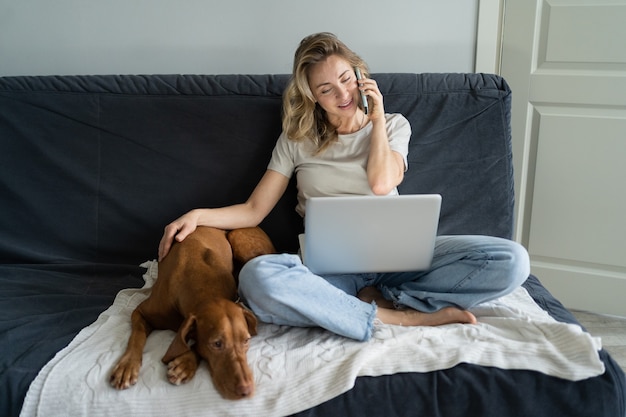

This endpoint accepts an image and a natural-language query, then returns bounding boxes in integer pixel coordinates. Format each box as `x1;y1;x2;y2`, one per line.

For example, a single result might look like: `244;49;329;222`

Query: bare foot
358;285;477;327
357;286;395;309
377;306;477;327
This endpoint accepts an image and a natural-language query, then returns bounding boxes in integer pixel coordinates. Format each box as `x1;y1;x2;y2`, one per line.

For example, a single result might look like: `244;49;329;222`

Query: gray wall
0;0;478;76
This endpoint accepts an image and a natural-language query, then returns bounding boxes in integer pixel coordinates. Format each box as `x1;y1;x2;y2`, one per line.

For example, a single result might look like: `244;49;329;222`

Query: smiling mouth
338;99;354;110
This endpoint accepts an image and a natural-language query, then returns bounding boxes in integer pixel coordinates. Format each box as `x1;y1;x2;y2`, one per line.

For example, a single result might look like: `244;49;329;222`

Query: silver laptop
299;194;441;275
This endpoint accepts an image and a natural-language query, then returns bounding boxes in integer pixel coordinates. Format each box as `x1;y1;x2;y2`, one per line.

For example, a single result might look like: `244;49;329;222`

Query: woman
158;32;530;341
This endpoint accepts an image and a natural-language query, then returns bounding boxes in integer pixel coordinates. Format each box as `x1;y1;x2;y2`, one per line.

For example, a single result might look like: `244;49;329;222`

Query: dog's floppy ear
227;227;276;265
161;314;196;364
242;308;258;336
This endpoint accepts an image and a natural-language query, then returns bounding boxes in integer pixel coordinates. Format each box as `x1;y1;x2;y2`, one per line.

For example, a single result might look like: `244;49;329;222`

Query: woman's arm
359;78;405;195
158;169;289;260
367;120;405;195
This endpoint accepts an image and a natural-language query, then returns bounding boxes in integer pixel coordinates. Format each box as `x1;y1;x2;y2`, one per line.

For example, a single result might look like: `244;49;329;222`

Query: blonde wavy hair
282;32;369;154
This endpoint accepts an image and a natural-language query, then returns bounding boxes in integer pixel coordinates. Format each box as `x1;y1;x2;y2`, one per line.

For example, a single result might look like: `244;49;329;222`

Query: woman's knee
464;237;530;303
466;236;530;294
239;254;282;292
238;253;303;300
483;238;530;295
505;240;530;288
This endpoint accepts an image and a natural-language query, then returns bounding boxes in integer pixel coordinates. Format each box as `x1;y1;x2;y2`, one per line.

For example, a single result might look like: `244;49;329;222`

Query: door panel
545;3;626;63
529;109;626;267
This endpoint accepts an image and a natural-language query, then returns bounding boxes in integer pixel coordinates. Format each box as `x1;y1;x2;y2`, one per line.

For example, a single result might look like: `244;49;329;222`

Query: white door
499;0;626;316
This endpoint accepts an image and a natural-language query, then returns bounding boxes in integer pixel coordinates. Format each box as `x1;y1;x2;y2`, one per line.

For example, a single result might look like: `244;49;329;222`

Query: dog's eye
213;340;224;349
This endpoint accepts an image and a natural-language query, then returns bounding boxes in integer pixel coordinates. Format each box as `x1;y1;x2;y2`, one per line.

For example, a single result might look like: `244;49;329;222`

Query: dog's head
162;299;258;400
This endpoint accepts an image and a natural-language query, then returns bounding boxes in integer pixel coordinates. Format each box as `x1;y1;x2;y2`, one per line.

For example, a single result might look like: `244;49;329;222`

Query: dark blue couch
1;73;624;417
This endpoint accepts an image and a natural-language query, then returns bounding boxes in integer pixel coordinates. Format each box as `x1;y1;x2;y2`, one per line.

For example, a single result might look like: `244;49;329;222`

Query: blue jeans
238;235;530;341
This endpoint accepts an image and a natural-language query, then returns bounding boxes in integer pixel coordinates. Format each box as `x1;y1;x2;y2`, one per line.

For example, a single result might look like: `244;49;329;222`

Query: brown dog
109;226;275;400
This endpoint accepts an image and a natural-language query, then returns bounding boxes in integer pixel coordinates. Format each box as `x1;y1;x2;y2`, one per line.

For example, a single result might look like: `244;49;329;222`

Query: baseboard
531;260;626;317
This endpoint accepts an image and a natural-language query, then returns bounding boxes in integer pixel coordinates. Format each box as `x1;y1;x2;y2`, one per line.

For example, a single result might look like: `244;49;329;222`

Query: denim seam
449;250;491;293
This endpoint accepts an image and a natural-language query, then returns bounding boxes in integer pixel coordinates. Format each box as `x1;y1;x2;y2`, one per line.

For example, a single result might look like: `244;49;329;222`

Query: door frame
475;0;505;75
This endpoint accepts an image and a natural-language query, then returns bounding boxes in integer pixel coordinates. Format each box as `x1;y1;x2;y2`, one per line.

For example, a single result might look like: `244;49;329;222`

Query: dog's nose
237;382;254;398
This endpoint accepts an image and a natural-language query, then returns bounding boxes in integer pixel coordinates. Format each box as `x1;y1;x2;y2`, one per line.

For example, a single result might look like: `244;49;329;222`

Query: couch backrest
0;73;513;265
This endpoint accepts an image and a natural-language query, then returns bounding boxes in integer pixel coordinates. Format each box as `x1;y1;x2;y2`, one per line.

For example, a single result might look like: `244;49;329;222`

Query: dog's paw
109;358;141;390
166;351;199;385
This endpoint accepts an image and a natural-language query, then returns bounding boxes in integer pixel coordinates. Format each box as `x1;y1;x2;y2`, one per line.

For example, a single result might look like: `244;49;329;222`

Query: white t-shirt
267;113;411;217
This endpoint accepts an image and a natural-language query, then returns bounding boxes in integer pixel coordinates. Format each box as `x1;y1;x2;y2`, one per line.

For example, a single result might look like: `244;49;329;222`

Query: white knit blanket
21;261;605;417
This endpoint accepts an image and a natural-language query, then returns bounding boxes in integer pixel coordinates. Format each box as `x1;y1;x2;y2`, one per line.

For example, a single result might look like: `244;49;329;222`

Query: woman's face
308;55;360;120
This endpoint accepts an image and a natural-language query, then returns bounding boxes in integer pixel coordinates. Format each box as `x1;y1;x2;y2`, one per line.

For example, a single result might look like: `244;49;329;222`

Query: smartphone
355;67;369;115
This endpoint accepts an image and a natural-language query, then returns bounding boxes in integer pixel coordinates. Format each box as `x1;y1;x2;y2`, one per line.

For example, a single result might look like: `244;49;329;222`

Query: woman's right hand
158;209;203;261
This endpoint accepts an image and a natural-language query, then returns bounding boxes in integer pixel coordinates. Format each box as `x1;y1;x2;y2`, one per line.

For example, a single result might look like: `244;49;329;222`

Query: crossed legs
239;235;529;341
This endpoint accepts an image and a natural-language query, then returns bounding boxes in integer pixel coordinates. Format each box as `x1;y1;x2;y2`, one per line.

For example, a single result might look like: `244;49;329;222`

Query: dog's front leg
110;308;152;389
165;348;201;385
161;314;201;385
